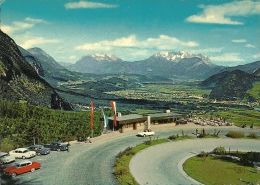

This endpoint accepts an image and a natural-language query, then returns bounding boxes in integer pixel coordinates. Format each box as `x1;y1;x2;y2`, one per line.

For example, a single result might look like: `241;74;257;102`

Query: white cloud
186;0;260;25
190;47;223;54
253;53;260;59
20;37;61;49
2;17;48;34
2;21;34;34
144;35;198;50
232;39;246;43
1;25;15;34
25;17;49;24
65;1;118;9
245;44;255;48
13;21;34;29
69;55;76;59
75;34;198;52
210;53;245;62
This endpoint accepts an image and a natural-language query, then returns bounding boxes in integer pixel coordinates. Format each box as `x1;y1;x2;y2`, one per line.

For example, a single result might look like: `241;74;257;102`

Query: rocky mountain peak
152;51;212;64
82;54;120;62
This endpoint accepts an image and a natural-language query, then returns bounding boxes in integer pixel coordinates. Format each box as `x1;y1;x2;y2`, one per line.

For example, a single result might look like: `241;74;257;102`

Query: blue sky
1;0;260;66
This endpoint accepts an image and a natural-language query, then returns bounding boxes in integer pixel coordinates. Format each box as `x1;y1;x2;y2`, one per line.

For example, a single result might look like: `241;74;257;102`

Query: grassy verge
226;131;260;139
183;155;260;185
114;138;169;185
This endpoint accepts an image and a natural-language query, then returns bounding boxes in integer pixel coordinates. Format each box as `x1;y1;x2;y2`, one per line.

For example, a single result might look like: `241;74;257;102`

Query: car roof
0;152;8;156
16;160;32;165
15;148;28;151
30;145;43;147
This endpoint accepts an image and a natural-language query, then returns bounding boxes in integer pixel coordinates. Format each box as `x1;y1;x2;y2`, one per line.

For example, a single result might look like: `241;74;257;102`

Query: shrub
213;146;226;155
114;167;128;176
198;133;207;138
0;137;16;152
168;135;178;140
246;152;260;162
226;131;245;138
117;147;134;158
247;133;259;139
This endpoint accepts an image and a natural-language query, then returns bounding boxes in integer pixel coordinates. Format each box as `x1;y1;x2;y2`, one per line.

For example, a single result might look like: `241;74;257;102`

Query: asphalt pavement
1;123;260;185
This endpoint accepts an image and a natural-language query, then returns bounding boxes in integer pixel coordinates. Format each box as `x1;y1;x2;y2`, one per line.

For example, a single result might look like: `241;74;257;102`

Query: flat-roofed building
108;110;184;132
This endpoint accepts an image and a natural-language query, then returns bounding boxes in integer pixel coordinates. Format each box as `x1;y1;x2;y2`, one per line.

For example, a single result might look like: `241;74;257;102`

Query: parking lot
1;123;259;185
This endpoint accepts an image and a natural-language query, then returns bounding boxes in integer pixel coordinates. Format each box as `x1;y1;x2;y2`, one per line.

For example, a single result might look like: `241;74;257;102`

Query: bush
226;131;245;138
117;147;134;158
198;133;207;138
247;133;259;139
168;135;178;140
0;137;16;152
246;152;260;162
114;167;128;176
213;146;226;155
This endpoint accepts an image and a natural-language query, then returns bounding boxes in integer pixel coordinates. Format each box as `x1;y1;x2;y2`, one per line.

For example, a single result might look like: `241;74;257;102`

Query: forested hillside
0;30;71;110
0;100;106;151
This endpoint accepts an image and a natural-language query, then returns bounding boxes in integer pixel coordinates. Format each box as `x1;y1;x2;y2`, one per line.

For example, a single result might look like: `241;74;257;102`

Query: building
108;110;184;132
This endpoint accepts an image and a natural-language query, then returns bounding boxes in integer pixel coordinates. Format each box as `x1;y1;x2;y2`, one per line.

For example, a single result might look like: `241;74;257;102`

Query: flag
110;101;117;127
90;101;94;130
101;107;109;128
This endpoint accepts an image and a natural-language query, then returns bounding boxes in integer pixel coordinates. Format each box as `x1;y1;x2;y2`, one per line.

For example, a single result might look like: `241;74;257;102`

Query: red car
3;160;41;178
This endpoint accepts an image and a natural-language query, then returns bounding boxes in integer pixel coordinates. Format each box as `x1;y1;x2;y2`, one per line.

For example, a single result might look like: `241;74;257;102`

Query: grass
132;109;159;114
201;108;260;127
247;81;260;100
114;138;169;185
183;155;260;185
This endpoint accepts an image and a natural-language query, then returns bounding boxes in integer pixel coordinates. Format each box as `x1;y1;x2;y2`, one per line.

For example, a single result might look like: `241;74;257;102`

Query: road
130;138;260;185
1;123;260;185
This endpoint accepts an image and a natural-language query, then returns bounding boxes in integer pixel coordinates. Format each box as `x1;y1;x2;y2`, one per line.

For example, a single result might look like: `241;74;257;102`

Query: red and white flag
110;101;117;126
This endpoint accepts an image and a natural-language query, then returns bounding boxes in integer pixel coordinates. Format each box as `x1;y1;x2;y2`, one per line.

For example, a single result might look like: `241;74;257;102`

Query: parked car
0;152;15;164
9;148;36;159
27;145;51;155
176;118;187;124
137;129;155;137
44;142;68;151
3;160;41;178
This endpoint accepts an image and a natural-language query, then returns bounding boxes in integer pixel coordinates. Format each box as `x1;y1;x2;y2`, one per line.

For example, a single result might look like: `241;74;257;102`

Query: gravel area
1;123;259;185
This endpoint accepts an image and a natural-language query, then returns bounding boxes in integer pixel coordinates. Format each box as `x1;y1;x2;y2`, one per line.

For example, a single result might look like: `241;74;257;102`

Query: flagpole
90;101;94;138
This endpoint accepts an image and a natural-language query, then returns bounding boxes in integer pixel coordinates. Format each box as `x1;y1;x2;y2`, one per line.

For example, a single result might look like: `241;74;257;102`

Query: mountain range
0;30;72;110
66;51;220;80
1;29;259;110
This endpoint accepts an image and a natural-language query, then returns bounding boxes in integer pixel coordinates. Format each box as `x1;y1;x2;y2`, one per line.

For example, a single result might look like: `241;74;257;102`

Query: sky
1;0;260;66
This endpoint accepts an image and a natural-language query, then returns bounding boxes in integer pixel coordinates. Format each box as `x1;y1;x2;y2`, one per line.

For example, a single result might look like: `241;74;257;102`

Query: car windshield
23;150;29;153
14;163;20;167
1;154;8;158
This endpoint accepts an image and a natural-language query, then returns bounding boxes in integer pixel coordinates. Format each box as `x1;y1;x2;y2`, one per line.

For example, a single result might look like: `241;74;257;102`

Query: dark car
44;142;67;151
27;145;51;156
176;118;187;124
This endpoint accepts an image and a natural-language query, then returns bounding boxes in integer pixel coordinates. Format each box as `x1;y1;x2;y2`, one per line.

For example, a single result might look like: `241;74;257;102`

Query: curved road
130;138;260;185
2;123;260;185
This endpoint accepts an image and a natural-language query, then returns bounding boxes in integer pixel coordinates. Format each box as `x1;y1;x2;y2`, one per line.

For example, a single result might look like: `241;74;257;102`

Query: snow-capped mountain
66;51;219;79
152;51;213;65
88;54;119;61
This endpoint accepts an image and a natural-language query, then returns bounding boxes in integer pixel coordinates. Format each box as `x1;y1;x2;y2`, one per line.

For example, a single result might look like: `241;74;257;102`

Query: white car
9;148;36;159
0;152;15;164
137;129;155;137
